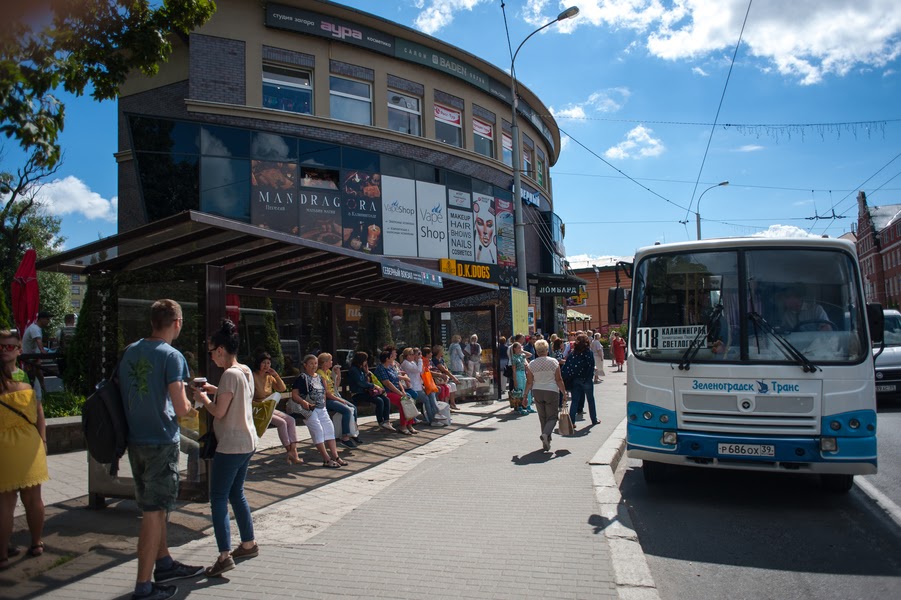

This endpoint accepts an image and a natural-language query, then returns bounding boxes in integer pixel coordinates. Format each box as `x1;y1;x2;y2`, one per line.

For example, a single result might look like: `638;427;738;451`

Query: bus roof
633;236;855;261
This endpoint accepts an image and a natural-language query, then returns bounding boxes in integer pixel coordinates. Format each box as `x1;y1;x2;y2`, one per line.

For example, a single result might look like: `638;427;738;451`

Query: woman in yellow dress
0;329;49;569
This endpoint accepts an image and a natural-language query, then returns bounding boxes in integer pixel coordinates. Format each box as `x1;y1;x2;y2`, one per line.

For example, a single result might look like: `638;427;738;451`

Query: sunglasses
0;343;21;351
208;347;220;357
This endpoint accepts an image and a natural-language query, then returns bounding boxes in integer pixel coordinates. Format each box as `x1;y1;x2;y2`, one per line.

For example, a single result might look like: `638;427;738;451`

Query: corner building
116;0;571;339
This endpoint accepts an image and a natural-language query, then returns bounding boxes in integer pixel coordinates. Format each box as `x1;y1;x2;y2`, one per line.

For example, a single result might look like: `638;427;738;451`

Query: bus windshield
632;248;867;365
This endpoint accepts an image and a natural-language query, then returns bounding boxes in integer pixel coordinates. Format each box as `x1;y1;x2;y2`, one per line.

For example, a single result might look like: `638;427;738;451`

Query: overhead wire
817;149;901;235
684;0;753;222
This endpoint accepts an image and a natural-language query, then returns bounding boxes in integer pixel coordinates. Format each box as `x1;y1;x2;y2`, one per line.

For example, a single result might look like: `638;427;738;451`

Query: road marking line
592;417;661;600
856;477;901;530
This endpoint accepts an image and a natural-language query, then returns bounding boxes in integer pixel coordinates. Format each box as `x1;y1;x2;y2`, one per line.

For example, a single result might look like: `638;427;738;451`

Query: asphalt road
865;398;901;510
620;459;901;600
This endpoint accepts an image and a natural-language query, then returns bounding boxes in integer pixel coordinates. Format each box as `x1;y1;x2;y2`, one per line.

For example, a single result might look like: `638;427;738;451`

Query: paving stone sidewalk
4;371;629;599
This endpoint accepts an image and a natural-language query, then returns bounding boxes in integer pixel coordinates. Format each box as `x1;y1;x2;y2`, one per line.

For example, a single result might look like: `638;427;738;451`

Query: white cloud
885;68;897;77
33;176;118;222
604;125;664;159
734;144;764;152
525;0;901;85
692;66;709;76
560;134;572;151
751;224;821;239
551;87;631;119
413;0;490;34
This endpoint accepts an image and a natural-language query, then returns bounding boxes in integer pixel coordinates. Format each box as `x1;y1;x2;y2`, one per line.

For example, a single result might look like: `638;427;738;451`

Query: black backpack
82;359;129;475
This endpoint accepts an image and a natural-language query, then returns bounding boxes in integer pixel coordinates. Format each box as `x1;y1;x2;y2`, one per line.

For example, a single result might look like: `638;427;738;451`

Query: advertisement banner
448;188;470;209
434;104;461;126
416;181;448;259
341;171;383;254
495;197;516;268
265;3;395;56
250;160;299;235
448;207;474;261
298;185;342;246
381;175;418;257
394;38;489;91
472;193;496;264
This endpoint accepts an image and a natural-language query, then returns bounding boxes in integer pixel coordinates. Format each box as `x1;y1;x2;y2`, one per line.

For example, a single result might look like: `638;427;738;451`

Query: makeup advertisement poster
472;193;497;265
448;207;474;261
495;197;516;269
250;160;299;235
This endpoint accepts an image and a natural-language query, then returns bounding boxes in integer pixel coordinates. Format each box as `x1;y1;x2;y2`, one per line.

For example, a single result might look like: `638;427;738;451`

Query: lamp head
718;181;729;187
557;6;579;21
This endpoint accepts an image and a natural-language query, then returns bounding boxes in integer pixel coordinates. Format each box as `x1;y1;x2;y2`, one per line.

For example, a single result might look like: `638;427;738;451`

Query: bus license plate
718;443;775;457
876;384;896;392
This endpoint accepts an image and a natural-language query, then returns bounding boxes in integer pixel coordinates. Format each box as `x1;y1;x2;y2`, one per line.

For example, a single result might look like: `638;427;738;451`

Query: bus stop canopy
36;211;497;307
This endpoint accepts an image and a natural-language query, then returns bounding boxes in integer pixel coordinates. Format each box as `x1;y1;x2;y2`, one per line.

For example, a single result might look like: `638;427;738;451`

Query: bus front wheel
642;460;667;484
820;474;854;493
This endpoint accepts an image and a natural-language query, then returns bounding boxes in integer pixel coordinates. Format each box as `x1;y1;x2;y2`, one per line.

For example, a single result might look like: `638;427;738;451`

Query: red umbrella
12;248;39;334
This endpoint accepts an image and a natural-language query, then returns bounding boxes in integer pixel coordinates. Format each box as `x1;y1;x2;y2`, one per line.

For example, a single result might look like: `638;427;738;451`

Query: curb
590;418;661;600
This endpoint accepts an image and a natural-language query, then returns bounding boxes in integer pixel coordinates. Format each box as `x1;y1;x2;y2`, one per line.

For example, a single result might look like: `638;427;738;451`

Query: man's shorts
128;443;180;513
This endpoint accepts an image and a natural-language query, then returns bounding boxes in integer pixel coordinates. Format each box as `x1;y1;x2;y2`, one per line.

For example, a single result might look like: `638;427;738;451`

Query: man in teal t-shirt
116;299;201;600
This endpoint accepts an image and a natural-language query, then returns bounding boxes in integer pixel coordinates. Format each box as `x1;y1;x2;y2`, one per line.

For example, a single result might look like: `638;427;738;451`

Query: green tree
0;276;10;328
0;0;216;167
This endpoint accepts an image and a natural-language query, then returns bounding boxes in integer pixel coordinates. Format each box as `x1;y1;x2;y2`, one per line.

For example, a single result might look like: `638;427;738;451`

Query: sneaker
352;436;364;445
132;583;177;600
154;560;204;582
540;434;550;451
205;556;235;578
338;438;357;449
230;543;259;560
380;422;396;432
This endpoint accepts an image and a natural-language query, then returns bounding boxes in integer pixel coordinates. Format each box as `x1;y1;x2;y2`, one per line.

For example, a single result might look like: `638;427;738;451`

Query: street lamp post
511;6;579;292
695;181;729;240
593;264;600;331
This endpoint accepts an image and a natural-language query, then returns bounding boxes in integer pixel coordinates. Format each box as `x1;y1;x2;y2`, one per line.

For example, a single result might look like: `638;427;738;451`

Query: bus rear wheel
642;460;667;484
820;474;854;493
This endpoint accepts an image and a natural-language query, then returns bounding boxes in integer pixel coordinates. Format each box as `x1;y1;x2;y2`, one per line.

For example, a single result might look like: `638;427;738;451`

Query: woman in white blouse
523;339;567;452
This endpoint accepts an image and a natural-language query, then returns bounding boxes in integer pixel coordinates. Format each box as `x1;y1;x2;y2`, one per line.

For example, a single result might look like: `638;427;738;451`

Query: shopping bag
558;402;574;436
400;395;422;420
331;409;359;438
435;400;452;425
252;393;279;437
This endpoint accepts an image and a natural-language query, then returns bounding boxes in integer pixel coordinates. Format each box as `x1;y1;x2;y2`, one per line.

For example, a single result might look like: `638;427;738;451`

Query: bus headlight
661;431;678;445
829;420;841;431
643;411;653;420
820;437;838;452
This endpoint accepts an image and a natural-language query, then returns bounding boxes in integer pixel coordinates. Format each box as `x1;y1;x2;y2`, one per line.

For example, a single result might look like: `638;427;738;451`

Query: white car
874;309;901;400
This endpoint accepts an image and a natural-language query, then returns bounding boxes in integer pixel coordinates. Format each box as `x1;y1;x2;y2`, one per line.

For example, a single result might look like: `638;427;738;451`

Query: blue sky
4;0;900;265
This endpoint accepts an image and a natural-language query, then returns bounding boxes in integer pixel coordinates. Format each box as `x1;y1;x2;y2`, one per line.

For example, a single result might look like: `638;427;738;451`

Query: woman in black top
563;334;597;427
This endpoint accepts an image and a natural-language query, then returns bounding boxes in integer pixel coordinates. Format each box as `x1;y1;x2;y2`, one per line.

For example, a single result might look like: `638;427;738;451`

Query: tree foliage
0;0;216;167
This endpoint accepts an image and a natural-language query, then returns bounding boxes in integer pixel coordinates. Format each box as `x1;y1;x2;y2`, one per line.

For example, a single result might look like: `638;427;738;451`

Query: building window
434;104;462;147
387;91;421;136
71;299;80;309
71;274;80;282
71;285;80;295
473;119;494;158
330;76;371;125
523;146;533;178
536;156;546;188
262;64;313;114
502;134;513;167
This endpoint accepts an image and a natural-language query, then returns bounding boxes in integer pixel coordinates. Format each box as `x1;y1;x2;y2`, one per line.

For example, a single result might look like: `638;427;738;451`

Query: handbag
400;394;421;420
252;393;279;437
558;402;574;436
198;407;218;459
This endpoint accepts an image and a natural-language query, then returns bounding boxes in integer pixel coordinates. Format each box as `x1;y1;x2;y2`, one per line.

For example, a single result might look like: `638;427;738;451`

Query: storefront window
201;125;250;158
262;64;313;114
130;117;199;154
137;153;199;221
388;91;421;136
330;76;372;125
251;132;298;161
200;157;250;221
473;119;494;159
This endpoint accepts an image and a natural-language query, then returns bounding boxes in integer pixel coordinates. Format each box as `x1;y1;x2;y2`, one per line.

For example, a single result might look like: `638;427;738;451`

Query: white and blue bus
626;237;884;492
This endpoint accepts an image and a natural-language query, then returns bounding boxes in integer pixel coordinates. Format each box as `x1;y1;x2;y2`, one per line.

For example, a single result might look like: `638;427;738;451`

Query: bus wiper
747;311;819;373
678;303;724;370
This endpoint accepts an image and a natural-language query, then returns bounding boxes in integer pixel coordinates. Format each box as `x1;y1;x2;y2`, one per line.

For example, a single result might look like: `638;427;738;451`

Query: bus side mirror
867;303;884;345
608;288;625;324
